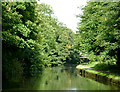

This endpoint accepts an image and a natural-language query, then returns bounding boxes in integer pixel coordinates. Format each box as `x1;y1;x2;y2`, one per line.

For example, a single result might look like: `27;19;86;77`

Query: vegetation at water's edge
76;62;120;79
2;1;81;83
2;0;120;85
75;1;120;83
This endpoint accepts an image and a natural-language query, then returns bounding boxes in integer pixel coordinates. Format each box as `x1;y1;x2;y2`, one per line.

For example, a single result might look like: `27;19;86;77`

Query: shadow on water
2;72;43;90
3;64;120;90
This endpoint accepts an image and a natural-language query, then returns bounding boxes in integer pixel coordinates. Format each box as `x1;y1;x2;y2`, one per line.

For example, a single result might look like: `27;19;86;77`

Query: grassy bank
76;62;120;87
76;62;120;79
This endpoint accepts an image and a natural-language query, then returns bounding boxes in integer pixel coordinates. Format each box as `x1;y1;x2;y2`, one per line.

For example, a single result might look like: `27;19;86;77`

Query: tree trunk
116;48;120;67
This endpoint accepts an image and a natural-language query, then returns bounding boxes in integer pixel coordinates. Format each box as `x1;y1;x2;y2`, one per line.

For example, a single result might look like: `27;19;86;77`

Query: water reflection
3;64;119;90
36;64;118;90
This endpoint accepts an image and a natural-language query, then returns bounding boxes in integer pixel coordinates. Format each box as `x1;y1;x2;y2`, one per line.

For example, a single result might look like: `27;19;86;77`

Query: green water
3;65;119;90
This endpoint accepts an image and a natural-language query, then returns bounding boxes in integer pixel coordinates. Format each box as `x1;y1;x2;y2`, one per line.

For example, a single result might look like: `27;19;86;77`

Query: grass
76;62;120;79
91;62;119;74
81;62;120;74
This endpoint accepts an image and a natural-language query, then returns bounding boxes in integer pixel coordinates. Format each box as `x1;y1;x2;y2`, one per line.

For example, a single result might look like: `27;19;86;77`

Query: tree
77;1;120;66
2;1;75;82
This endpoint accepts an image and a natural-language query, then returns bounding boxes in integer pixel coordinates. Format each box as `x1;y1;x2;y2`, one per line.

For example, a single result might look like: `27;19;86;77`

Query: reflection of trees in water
67;70;71;88
3;65;118;90
22;65;116;90
63;64;77;88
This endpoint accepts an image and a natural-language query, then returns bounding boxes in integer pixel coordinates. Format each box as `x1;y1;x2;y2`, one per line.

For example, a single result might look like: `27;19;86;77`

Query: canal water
3;64;119;90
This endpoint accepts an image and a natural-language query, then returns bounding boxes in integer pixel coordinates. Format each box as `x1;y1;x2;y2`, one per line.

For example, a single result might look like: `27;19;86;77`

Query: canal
3;64;119;90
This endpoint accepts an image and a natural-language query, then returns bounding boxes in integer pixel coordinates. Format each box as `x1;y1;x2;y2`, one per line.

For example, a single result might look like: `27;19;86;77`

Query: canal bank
76;63;120;88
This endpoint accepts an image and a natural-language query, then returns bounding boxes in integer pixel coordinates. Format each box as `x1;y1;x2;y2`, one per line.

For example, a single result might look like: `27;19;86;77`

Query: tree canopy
2;2;75;82
76;1;120;66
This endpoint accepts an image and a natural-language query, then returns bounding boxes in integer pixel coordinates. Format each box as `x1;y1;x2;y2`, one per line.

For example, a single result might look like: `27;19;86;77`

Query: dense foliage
3;1;120;84
2;2;75;82
77;1;120;66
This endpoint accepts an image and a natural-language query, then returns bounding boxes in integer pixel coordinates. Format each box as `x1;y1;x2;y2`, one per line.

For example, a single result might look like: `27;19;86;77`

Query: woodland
2;1;120;83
